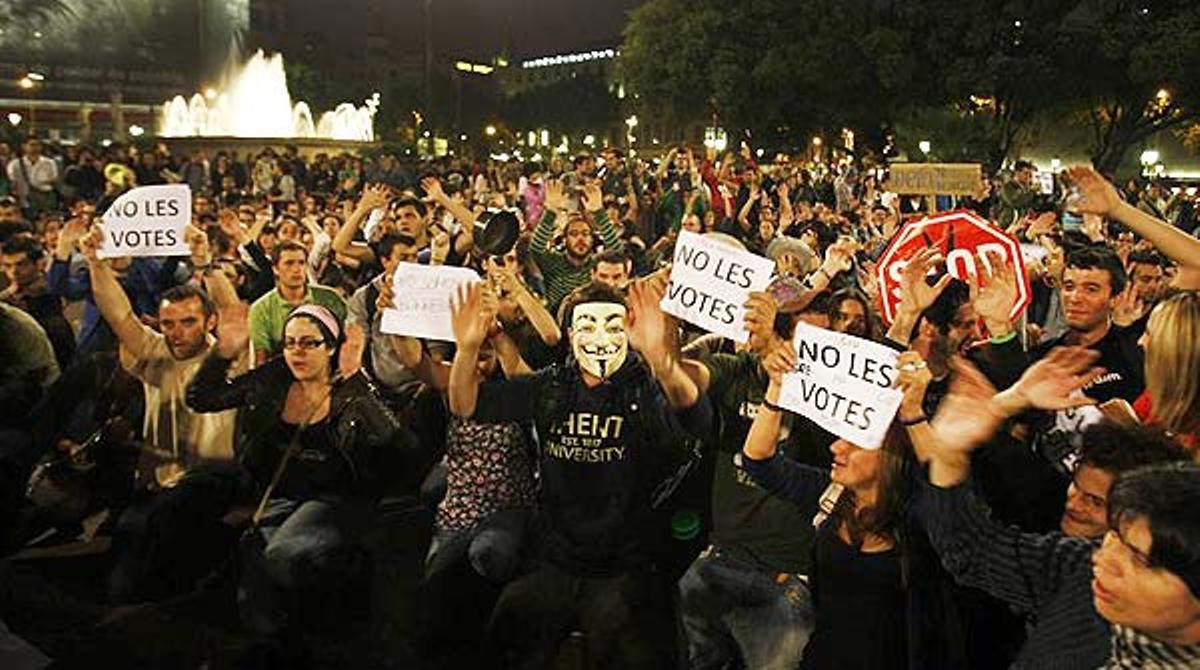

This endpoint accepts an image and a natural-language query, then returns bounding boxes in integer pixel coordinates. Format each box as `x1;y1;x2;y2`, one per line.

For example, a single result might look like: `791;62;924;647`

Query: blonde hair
1145;291;1200;437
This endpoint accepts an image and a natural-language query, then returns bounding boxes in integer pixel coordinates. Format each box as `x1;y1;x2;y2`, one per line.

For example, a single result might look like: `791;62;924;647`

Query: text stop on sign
875;209;1031;325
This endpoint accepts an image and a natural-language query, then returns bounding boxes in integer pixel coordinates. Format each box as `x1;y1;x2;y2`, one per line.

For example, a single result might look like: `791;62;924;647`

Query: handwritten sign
98;185;191;258
380;262;480;341
889;163;981;196
777;322;904;449
660;231;775;343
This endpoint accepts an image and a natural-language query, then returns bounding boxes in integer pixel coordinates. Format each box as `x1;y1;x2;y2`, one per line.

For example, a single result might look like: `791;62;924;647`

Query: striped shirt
530;209;623;312
918;479;1200;669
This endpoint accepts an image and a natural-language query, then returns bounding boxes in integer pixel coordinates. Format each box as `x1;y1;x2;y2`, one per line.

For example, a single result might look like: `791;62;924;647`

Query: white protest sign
380;262;480;341
98;185;191;259
660;231;775;343
777;321;904;449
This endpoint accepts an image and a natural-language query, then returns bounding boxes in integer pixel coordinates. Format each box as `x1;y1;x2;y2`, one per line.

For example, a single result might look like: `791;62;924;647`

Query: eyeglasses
282;337;326;351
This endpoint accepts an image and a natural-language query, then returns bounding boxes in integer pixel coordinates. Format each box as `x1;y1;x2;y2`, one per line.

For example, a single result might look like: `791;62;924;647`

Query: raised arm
490;257;560;346
581;183;623;252
447;282;497;417
531;179;566;256
1068;166;1200;280
333;183;390;263
79;225;153;359
186;303;256;413
626;278;699;409
885;247;954;348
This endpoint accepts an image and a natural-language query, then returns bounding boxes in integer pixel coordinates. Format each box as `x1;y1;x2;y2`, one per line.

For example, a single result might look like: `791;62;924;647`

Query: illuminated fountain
160;50;379;141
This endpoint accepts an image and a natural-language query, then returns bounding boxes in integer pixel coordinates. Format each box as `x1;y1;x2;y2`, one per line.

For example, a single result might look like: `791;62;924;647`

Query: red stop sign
875;210;1031;326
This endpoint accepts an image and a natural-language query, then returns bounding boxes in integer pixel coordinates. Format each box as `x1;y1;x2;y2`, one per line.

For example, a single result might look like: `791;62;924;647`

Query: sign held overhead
380;262;480;342
97;184;192;259
660;231;775;343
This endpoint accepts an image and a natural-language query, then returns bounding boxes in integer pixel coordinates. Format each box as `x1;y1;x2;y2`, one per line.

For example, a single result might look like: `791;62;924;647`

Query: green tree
1059;1;1200;173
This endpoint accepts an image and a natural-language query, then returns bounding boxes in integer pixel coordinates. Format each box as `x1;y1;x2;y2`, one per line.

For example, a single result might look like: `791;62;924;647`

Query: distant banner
660;231;775;343
889;163;982;196
777;322;904;449
97;185;191;258
380;262;480;341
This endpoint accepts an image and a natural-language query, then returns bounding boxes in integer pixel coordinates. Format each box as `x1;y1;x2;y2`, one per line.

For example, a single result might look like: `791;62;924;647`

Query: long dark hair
832;421;916;549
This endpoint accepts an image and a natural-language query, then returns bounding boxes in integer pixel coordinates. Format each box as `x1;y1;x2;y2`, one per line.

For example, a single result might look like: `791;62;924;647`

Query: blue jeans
678;546;814;670
238;498;373;636
425;507;529;582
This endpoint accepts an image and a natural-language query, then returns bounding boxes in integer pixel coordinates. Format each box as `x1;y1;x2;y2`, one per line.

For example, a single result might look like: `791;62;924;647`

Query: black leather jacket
186;353;410;499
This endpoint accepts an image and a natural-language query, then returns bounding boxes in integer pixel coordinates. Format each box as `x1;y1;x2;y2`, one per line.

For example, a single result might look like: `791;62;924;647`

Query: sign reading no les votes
777;322;904;450
660;231;775;343
98;185;191;259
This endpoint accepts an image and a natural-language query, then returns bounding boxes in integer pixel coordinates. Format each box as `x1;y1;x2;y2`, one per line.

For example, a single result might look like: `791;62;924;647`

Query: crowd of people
1;134;1199;669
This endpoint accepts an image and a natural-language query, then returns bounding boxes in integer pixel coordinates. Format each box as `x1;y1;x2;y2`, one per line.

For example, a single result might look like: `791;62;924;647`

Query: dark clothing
12;291;74;371
472;357;712;577
486;562;666;670
808;527;906;669
916;477;1110;669
700;350;822;574
266;417;354;501
740;451;966;669
186;355;410;501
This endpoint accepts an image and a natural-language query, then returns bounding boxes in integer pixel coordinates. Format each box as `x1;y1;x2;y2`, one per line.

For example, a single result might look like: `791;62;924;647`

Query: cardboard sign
380;262;480;341
777;322;904;449
98;185;191;258
660;231;775;343
875;209;1031;326
889;163;982;196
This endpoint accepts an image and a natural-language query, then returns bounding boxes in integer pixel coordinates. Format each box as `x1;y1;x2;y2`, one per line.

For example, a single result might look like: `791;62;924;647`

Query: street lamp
485;125;497;137
7;113;21;127
129;125;145;138
918;140;932;154
1140;149;1160;166
811;136;822;146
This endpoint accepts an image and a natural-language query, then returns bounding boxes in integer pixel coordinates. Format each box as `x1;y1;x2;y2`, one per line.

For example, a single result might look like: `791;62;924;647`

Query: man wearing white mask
448;278;713;669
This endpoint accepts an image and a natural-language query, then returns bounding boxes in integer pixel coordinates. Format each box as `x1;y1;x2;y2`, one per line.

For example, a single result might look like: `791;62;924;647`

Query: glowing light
583;134;595;147
459;134;468;141
26;72;44;82
1140;149;1160;165
129;125;145;137
485;125;497;137
521;48;618;69
625;115;638;129
18;77;33;90
7;113;21;126
1050;158;1061;170
918;140;932;154
811;136;822;146
159;50;379;140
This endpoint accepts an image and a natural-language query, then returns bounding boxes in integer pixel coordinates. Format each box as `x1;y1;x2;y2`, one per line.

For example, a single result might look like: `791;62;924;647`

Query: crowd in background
1;133;1199;669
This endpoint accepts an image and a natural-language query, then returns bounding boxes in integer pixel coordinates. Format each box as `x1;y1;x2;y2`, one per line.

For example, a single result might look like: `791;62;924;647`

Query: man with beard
78;223;247;601
449;279;711;669
532;179;624;314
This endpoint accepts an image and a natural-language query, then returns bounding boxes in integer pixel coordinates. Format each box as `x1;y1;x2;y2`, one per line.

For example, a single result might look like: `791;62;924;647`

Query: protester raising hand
216;302;251;360
928;347;1105;486
184;224;212;268
969;250;1018;338
1064;166;1122;217
899;247;952;313
357;182;391;213
543;178;568;212
450;282;494;352
580;182;604;213
625;278;670;370
421;176;446;203
742;290;779;351
886;247;953;347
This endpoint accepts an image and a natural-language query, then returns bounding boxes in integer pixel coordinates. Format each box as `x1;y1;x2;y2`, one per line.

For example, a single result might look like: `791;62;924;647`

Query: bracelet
900;414;928;427
989;330;1018;345
761;398;786;414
